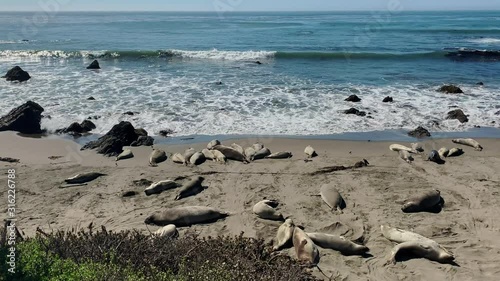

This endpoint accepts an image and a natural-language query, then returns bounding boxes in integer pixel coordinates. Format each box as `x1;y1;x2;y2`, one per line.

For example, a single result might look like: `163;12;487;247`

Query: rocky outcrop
344;108;366;117
131;136;154;147
57;120;96;135
0;101;44;134
2;66;31;82
345;95;361;102
134;128;148;137
447;109;469;123
82;121;140;156
86;60;100;69
382;96;393;103
408;126;431;138
438;85;463;94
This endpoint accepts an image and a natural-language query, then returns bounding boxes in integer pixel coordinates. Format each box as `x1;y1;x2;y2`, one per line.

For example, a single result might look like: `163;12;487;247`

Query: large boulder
2;66;31;82
0;101;44;134
345;95;361;102
438;85;463;94
344;108;366;117
447;109;469;123
87;60;100;69
408;126;431;138
82;121;139;156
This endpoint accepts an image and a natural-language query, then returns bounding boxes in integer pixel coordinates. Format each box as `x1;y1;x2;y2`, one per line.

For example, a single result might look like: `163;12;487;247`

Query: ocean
0;11;499;138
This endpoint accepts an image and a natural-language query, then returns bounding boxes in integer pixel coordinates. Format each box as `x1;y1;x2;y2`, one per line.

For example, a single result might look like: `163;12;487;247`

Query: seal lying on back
306;233;369;255
149;149;167;167
293;227;320;265
390;144;417;153
402;190;441;213
273;219;295;251
304;145;317;158
253;199;284;221
65;172;105;184
385;240;455;265
452;138;483;151
175;176;205;200
320;184;346;212
266;151;293;159
145;206;229;227
153;224;179;239
212;145;249;163
145;180;179;196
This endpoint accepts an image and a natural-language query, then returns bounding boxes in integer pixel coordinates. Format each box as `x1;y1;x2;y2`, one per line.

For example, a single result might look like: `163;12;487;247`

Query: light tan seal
212;150;227;163
401;189;441;213
265;151;293;159
145;206;229;227
145;180;179;196
252;199;284;221
149;149;167;167
202;149;216;161
171;153;185;164
64;172;105;184
189;152;206;166
183;148;196;165
438;147;449;158
231;143;245;155
213;145;249;163
447;147;463;157
399;150;414;163
244;147;257;161
116;149;134;161
452;138;483;151
293;226;320;265
273;219;295;251
304;145;317;158
306;233;369;255
252;143;264;151
385;240;455;265
175;176;205;200
389;144;417;153
320;184;346;212
153;224;179;239
381;225;432;243
207;139;221;150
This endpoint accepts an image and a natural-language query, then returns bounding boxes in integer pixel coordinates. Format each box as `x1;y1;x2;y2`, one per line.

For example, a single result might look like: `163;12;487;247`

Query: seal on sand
401;190;442;213
265;151;293;159
427;150;444;164
438;147;449;158
244;147;257;161
399;150;414;163
385;240;455;265
116;149;133;161
452;138;483;151
304;145;317;158
390;144;417;153
212;149;227;163
172;153;185;164
145;180;179;196
320;184;346;212
189;152;206;166
381;225;432;243
213;145;249;163
273;219;295;251
447;147;464;157
207;139;221;150
65;172;105;184
183;148;196;165
153;224;179;239
293;226;320;265
145;206;229;227
149;149;167;167
253;147;271;160
252;199;284;221
411;143;424;152
231;143;245;155
202;148;216;161
175;176;205;200
306;233;369;255
252;143;264;151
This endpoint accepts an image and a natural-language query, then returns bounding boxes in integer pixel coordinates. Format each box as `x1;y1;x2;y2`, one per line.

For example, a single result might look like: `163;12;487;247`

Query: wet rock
159;129;174;137
87;96;96;100
86;60;100;69
81;120;96;131
130;136;154;147
494;110;500;116
438;85;463;94
2;66;31;82
134;128;148;137
447;109;469;123
57;120;96;135
87;116;101;120
345;95;361;102
0;101;44;134
344;108;366;117
477;82;484;86
123;111;135;116
383;96;393;103
82;121;140;156
408;126;431;138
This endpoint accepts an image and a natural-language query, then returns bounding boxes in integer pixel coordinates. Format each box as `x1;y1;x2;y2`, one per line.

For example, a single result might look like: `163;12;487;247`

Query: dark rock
87;60;100;70
0;157;20;163
130;136;154;147
123;111;135;116
445;49;500;62
215;81;223;85
41;115;52;119
81;120;96;131
134;128;148;137
408;126;431;138
58;120;96;135
474;125;481;128
383;96;393;103
159;129;175;137
438;85;463;94
494;110;500;116
477;82;484;86
82;121;140;156
2;66;31;82
344;108;366;117
87;96;96;100
345;95;361;102
255;61;262;65
0;101;44;134
446;109;469;123
87;115;101;120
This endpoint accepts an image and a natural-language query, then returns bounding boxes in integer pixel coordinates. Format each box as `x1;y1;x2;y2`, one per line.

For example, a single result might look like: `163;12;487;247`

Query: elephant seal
149;149;167;167
253;147;271;160
202;149;216;161
183;148;196;165
304;146;317;158
427;150;443;164
293;227;320;265
145;206;229;227
266;151;293;159
231;143;245;155
452;138;483;151
213;145;249;163
273;219;295;251
189;152;206;166
438;147;449;158
253;143;264;151
252;199;284;221
447;148;463;157
402;190;441;213
145;180;179;196
411;143;424;152
175;176;205;200
381;225;433;243
385;240;455;265
207;139;221;150
65;172;105;184
399;150;414;163
390;144;417;153
153;224;179;239
306;233;369;255
320;184;346;212
212;150;227;163
244;147;257;161
116;149;133;161
172;153;185;164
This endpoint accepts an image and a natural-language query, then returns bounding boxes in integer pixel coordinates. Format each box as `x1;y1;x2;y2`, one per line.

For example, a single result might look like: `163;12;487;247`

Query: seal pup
189;152;206;166
452;138;483;151
385;240;455;265
399;150;414;163
212;145;249;163
306;233;369;256
266;151;293;159
293;227;320;265
145;180;179;196
202;149;216;161
175;176;205;200
438;147;450;158
171;153;185;164
320;184;346;212
389;144;417;153
183;148;196;165
244;147;257;161
212;150;227;163
447;148;464;157
304;146;318;158
145;206;229;227
401;190;442;213
273;219;295;251
207;139;220;150
65;172;105;184
253;147;271;160
411;143;424;153
149;149;167;167
116;149;133;161
153;224;179;239
231;143;245;155
253;199;284;221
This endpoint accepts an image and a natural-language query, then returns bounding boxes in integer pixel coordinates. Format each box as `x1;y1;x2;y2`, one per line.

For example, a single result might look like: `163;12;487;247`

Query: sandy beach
1;131;499;280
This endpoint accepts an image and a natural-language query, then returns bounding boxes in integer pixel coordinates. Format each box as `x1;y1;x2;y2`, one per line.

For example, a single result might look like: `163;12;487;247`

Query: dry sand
1;131;499;280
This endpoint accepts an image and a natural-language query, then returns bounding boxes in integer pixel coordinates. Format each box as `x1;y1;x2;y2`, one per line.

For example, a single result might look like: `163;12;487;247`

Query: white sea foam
168;49;276;61
468;38;500;44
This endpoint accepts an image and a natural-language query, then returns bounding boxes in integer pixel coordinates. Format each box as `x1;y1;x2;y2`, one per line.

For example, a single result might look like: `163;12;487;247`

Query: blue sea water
0;11;499;137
